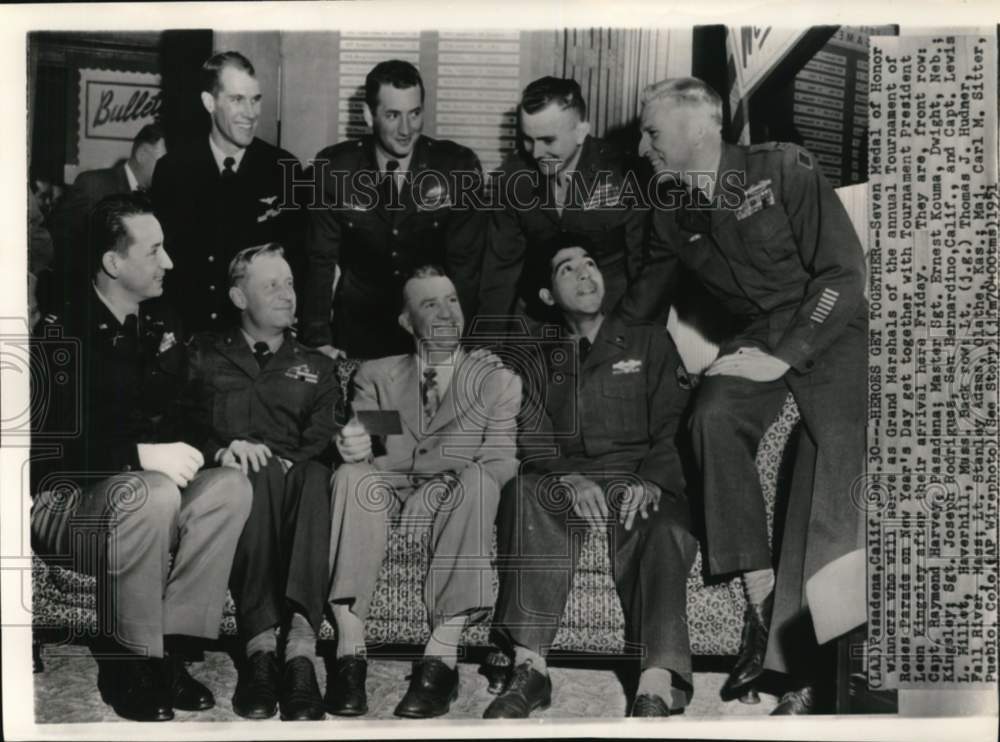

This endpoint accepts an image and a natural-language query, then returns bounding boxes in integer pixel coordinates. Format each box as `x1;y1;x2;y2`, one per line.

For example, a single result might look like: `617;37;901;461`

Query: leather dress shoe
772;685;824;715
483;661;551;719
111;657;174;722
166;653;215;711
324;656;368;716
721;591;773;701
232;650;280;719
279;656;325;720
629;692;686;717
393;658;459;718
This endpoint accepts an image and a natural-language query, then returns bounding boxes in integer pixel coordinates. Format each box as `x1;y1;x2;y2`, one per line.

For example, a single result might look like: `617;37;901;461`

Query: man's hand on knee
336;417;373;463
217;439;273;475
137;442;205;488
706;346;789;382
561;474;607;531
618;480;662;532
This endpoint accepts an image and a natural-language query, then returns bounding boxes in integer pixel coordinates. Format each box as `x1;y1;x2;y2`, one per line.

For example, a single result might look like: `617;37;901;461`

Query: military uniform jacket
520;314;691;495
640;142;867;373
177;327;338;464
151;137;306;333
30;289;186;493
478;135;650;326
301;135;486;358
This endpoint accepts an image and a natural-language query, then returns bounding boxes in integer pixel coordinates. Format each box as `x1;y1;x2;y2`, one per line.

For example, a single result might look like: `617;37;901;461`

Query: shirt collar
374;146;413;174
123;161;140;192
208;135;248;174
92;283;135;327
240;327;285;354
554;143;584;186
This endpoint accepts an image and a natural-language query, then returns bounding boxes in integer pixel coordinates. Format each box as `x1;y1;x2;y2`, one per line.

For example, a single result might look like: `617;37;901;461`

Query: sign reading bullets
867;34;999;689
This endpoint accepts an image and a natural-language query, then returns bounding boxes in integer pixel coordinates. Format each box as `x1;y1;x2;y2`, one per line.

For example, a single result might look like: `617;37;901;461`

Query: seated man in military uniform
177;243;338;721
485;234;698;719
30;193;253;722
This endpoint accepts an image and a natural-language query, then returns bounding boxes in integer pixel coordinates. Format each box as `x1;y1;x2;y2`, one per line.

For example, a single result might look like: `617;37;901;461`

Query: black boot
721;591;773;702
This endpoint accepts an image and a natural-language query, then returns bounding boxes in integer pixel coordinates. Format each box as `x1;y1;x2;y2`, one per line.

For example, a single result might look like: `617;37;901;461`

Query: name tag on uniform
285;364;319;383
612;359;642;375
735;179;776;221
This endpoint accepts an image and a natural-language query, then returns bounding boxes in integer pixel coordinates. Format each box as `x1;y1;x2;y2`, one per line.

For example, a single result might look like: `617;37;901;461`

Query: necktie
421;368;439;424
579;337;592;362
382;159;400;207
253;341;273;369
222;156;237;180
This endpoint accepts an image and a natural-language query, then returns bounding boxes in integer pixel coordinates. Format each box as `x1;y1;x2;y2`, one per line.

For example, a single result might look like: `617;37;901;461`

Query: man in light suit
326;266;521;719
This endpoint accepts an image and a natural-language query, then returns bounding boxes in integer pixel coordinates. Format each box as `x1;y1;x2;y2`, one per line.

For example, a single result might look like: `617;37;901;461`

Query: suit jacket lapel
214;327;259;379
391;354;424;439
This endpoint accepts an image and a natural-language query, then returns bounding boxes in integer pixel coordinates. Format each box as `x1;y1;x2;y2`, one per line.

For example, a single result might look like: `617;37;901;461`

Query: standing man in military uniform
152;51;305;333
477;77;652;332
30;194;253;721
638;77;867;714
485;234;697;719
301;60;486;360
177;244;338;721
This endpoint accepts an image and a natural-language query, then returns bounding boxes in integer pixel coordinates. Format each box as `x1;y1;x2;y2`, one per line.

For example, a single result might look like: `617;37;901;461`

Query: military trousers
689;322;866;675
491;470;698;689
31;468;252;658
229;457;332;643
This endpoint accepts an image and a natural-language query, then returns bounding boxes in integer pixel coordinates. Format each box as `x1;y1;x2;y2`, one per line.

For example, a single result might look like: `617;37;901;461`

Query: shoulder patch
796;148;813;170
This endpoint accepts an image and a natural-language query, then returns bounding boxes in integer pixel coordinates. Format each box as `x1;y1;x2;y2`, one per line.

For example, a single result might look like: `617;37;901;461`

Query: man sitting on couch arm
485;233;698;719
327;265;521;719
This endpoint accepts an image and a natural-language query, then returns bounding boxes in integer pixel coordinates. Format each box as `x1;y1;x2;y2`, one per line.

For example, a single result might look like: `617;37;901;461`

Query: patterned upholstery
32;358;802;657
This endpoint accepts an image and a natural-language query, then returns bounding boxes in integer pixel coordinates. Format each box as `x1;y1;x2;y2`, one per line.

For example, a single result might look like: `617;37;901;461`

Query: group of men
30;48;867;723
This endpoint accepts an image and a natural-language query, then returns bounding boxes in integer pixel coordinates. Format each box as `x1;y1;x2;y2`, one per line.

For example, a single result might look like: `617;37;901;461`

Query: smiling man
152;51;306;333
485;233;697;719
477;77;653;332
30;194;253;721
302;60;486;360
176;243;338;721
325;265;520;718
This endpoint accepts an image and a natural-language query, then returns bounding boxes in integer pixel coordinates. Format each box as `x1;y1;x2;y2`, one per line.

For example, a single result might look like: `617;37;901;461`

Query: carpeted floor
34;644;779;722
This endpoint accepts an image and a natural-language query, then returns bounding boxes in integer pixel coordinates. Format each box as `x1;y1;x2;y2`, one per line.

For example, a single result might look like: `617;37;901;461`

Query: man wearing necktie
30;194;253;722
326;266;521;718
151;51;306;333
302;60;487;360
176;243;338;721
477;76;655;333
485;234;697;719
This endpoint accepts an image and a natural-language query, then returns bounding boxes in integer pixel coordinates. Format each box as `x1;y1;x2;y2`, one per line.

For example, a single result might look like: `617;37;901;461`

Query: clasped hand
706;346;789;382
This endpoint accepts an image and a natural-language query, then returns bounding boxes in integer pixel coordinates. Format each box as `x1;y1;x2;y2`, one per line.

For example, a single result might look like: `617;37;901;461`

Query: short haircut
365;60;425;112
131;123;165;155
88;193;156;278
528;231;597;293
399;264;449;312
201;51;256;96
641;76;724;126
228;243;286;287
520;76;587;119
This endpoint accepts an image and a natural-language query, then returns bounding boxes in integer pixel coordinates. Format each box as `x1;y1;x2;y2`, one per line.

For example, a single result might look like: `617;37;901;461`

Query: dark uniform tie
222;156;237;180
579;336;592;362
382;159;400;208
421;368;439;424
253;341;273;369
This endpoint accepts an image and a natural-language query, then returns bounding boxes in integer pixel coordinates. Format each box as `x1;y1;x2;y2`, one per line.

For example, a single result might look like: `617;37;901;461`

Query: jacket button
211;312;218;320
433;220;439;228
208;255;215;263
391;251;398;258
418;448;427;455
209;284;216;291
347;220;354;228
392;228;399;236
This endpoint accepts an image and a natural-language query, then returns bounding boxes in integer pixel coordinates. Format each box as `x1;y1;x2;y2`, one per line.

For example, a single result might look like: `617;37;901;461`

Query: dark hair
399;264;449;311
201;51;256;96
520;76;587;119
365;60;425;112
88;193;156;278
228;242;286;287
131;122;165;155
528;231;597;293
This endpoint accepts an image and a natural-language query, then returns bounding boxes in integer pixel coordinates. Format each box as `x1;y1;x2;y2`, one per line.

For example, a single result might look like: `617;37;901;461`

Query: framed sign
76;67;160;174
